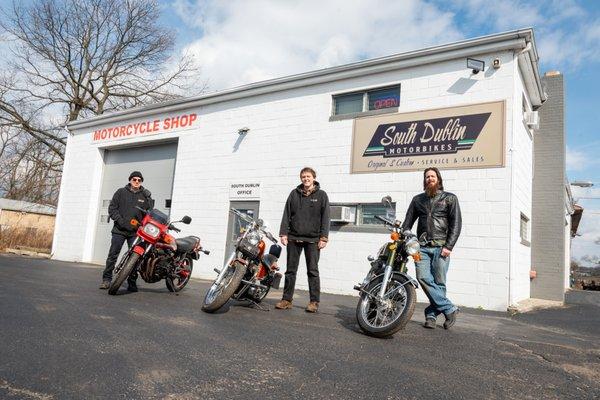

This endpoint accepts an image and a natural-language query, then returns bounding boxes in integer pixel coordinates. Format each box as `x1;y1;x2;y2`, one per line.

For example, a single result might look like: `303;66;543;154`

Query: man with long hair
402;167;462;329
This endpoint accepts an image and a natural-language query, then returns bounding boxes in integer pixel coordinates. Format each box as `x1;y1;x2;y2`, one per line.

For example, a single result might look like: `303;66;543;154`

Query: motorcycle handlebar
170;225;181;233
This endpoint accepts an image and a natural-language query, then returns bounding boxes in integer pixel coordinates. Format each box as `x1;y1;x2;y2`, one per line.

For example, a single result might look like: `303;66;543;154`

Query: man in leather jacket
402;167;461;329
99;171;153;291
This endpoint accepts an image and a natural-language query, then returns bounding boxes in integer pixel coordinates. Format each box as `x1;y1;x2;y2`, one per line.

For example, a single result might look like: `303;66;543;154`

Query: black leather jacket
401;191;462;250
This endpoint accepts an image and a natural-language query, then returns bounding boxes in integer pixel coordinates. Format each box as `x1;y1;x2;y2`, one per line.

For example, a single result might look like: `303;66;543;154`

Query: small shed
0;198;57;235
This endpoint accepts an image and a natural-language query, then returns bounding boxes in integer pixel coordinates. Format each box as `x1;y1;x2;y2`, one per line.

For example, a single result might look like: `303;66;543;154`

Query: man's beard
425;182;438;197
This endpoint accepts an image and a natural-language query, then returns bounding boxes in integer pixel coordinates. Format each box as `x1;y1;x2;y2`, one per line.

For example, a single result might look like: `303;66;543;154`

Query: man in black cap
99;171;153;291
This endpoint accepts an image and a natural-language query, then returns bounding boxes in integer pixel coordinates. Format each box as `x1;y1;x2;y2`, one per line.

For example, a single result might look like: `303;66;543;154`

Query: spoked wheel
356;274;416;338
108;252;139;295
202;261;246;313
166;257;193;292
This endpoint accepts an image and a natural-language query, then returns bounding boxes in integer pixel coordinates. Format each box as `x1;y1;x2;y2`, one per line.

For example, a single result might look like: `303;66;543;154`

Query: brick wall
530;73;567;301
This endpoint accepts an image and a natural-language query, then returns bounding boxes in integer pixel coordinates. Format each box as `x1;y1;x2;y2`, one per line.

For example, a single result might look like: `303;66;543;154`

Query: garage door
92;142;178;264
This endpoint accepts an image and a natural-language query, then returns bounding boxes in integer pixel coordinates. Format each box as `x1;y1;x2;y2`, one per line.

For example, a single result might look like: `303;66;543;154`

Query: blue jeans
415;246;457;319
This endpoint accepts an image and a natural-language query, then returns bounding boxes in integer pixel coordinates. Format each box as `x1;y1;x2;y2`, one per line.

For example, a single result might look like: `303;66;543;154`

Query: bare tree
0;0;200;204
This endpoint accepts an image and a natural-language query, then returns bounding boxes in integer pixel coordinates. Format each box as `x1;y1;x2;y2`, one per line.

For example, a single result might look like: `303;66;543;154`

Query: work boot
305;301;319;313
423;317;436;329
127;281;138;292
443;308;460;330
275;299;293;309
99;280;110;290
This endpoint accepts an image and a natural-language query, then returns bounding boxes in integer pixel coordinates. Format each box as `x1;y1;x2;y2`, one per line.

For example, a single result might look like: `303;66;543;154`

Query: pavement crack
0;379;54;400
498;339;555;364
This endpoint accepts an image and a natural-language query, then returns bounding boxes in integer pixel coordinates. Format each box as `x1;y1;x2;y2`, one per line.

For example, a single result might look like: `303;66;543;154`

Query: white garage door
92;142;178;264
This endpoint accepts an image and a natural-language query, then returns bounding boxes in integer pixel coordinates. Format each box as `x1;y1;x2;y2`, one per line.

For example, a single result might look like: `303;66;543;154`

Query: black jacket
108;184;153;237
401;191;462;251
279;182;330;242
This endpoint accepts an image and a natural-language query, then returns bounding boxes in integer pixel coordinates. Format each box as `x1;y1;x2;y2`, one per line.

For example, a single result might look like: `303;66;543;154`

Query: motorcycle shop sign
229;183;261;199
91;113;198;143
351;101;505;173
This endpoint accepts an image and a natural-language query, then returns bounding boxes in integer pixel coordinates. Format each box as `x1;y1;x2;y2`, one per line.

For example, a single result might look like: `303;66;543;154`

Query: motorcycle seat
176;236;199;253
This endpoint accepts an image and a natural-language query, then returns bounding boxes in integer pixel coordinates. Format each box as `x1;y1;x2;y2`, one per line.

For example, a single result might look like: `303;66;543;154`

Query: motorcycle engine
139;253;171;283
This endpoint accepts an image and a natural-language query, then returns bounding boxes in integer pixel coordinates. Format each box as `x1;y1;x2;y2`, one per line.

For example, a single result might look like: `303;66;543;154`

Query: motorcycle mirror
381;195;393;209
181;216;192;224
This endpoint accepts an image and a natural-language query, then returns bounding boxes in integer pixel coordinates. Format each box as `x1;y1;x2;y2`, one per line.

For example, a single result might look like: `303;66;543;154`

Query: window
520;213;530;245
368;87;400;111
334;92;364;115
332;84;400;118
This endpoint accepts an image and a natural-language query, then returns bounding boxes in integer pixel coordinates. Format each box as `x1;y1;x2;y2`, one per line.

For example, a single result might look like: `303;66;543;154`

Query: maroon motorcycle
108;208;209;295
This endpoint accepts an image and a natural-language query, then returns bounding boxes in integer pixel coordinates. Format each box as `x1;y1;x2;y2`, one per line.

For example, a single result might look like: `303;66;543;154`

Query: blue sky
157;0;600;260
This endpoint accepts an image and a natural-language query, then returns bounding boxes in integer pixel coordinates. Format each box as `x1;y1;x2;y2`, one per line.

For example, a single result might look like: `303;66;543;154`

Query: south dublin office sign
351;101;505;173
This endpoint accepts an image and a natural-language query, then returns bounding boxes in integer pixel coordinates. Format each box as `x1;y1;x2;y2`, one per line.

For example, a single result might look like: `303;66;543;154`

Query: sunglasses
131;178;142;182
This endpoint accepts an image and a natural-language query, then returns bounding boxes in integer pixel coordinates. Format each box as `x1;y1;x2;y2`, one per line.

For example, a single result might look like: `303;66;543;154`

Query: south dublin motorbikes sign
351;101;505;173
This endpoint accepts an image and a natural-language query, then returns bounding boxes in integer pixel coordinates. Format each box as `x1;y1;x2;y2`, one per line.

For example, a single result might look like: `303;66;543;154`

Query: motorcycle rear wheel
166;256;193;292
202;261;247;313
356;274;416;338
108;252;140;295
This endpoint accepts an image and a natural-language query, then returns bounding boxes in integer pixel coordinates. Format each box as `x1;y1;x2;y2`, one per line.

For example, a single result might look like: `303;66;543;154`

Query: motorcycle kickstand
246;299;270;312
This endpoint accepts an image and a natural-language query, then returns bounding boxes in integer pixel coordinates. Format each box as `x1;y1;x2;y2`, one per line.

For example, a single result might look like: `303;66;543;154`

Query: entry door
92;142;178;264
225;201;260;260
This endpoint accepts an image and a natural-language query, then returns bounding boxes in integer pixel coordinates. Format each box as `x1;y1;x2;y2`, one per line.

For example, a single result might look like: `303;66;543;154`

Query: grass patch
0;227;53;252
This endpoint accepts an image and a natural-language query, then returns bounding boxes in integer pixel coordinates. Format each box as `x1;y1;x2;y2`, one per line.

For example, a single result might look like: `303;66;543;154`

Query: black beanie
128;171;143;181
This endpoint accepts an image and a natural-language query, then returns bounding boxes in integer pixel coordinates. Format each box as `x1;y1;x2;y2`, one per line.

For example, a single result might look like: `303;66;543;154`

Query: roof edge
69;28;540;131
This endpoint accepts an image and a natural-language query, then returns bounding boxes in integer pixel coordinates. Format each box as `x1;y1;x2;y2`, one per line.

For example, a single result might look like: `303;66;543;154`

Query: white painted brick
52;48;529;311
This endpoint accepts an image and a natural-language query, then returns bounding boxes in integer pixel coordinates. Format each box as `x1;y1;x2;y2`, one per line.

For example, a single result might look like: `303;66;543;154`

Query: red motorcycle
108;208;209;295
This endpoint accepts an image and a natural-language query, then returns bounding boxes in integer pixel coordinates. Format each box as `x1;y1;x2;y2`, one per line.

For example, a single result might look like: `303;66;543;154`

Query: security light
238;127;250;135
467;58;485;74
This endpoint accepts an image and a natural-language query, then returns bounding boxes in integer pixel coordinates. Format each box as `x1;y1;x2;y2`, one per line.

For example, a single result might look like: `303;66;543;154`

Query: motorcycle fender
370;271;419;289
234;258;249;266
133;245;145;256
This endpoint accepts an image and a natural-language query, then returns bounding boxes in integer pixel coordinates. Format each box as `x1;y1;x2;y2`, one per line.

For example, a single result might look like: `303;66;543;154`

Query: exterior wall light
238;127;249;135
467;58;485;74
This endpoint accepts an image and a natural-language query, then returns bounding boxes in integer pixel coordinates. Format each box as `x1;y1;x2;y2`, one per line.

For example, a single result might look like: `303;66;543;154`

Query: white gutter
69;29;542;132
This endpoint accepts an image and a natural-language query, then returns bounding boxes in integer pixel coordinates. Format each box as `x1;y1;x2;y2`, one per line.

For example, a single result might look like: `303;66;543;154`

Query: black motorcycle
202;208;282;312
353;196;420;337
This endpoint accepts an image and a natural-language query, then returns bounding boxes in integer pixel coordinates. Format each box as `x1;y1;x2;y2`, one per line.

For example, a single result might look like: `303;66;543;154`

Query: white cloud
566;146;590;172
443;0;599;70
173;0;463;91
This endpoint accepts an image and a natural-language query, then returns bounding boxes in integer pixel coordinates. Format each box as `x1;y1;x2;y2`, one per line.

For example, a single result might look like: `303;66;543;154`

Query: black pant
283;241;320;303
102;233;137;284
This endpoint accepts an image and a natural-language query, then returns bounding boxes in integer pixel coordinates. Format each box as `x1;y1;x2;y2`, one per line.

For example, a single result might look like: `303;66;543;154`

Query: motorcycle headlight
246;231;260;246
143;223;160;238
405;237;420;256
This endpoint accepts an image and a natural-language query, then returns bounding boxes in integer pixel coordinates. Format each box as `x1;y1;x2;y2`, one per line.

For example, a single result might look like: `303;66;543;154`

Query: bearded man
402;167;462;329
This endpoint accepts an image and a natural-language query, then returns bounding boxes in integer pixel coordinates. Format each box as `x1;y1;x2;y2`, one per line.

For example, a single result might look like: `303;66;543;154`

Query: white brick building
53;29;570;311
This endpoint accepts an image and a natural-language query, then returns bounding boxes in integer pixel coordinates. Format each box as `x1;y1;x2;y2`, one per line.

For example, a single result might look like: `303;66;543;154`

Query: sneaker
275;299;293;309
443;308;460;330
99;281;110;290
305;301;319;313
423;317;436;329
127;281;138;292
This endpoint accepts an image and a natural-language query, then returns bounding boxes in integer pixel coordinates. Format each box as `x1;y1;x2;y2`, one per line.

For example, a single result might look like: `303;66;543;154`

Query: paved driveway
1;254;599;399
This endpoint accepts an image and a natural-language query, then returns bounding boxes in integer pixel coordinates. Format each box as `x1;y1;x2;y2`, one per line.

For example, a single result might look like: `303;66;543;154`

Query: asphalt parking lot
1;254;599;399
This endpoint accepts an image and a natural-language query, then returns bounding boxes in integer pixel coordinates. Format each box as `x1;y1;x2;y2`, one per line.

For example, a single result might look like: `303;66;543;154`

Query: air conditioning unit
525;111;539;130
330;206;356;223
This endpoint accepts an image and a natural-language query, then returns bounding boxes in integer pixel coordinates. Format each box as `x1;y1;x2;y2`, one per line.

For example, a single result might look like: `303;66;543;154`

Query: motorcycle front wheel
201;261;247;313
356;274;416;338
166;256;193;292
108;252;140;295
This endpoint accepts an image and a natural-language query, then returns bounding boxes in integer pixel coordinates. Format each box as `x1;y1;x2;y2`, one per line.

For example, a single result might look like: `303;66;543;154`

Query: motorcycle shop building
53;28;572;311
